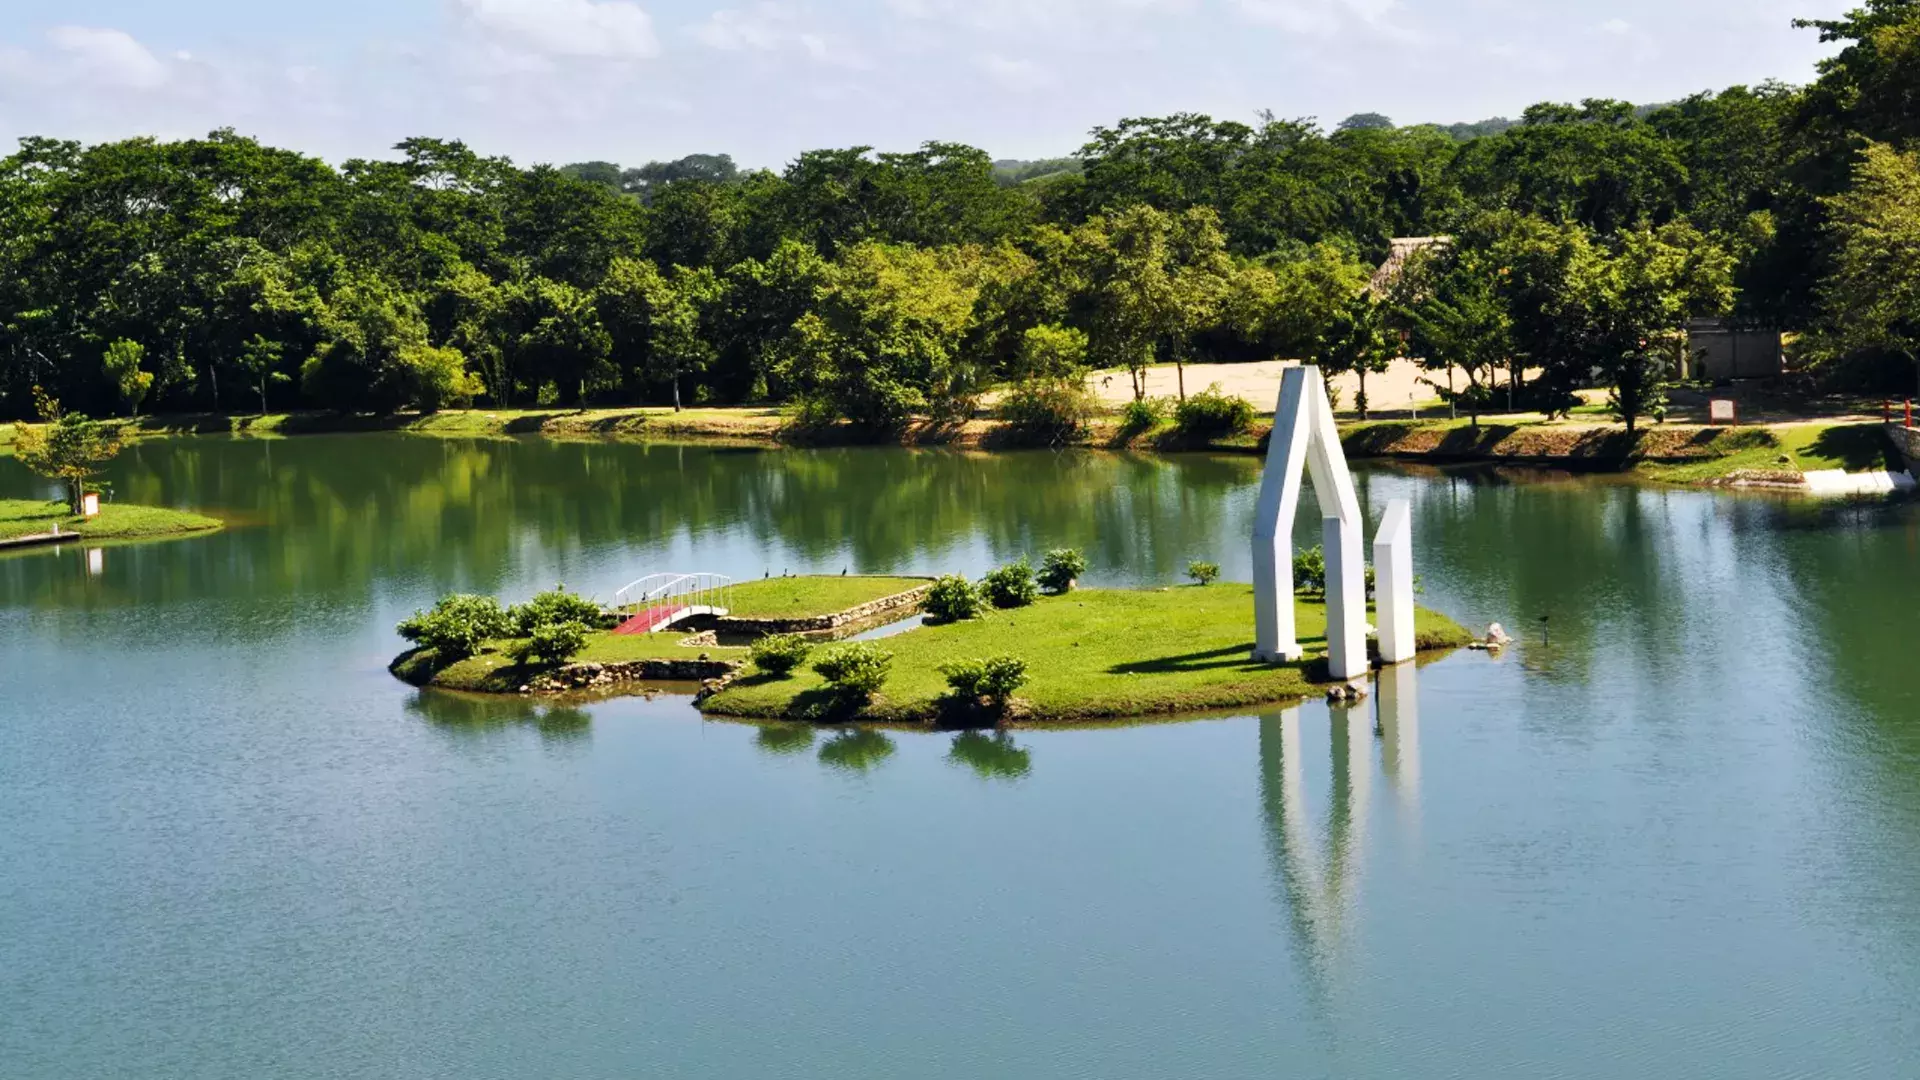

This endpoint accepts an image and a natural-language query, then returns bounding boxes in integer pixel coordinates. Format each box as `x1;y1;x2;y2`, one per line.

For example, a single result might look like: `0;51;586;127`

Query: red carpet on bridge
614;607;683;635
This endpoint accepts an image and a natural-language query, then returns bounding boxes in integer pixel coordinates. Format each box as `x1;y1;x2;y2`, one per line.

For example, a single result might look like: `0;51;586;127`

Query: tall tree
1814;142;1920;393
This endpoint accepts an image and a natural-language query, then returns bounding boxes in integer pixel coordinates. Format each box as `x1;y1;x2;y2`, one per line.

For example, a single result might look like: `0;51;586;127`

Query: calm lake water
6;434;1920;1079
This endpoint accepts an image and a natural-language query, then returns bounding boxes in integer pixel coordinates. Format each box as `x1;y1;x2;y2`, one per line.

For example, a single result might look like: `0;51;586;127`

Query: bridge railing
613;573;735;618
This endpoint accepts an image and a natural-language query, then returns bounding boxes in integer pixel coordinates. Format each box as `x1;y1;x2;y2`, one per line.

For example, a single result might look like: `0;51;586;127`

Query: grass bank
13;402;1899;492
700;584;1474;725
0;499;223;544
719;576;929;619
1343;417;1902;485
394;631;745;694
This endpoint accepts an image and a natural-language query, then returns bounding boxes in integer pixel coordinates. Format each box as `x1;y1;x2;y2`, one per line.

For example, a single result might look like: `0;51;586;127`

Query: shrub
812;642;894;699
511;620;590;666
1173;384;1256;440
999;377;1096;442
749;633;814;676
1118;397;1167;437
1186;560;1221;586
940;656;1030;709
924;574;986;623
511;585;604;636
1016;324;1088;379
1293;546;1326;595
396;594;513;660
1037;548;1087;594
981;557;1039;609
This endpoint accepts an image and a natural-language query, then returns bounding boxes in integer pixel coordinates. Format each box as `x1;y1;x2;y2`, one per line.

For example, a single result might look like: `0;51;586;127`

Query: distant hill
992;158;1083;187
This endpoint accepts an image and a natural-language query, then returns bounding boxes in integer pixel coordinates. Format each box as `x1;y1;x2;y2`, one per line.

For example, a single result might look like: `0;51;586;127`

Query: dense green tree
1812;142;1920;393
1320;293;1396;417
1556;223;1736;432
1397;247;1513;426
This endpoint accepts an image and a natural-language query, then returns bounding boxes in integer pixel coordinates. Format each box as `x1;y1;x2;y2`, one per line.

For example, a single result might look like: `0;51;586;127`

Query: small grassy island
0;499;223;545
392;562;1473;725
702;585;1472;724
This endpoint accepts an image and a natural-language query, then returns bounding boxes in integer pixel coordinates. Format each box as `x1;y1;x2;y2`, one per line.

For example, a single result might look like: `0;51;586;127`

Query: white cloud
692;5;790;51
1230;0;1395;35
977;53;1060;92
1600;18;1632;35
889;0;1191;33
689;5;868;67
45;26;171;90
454;0;660;60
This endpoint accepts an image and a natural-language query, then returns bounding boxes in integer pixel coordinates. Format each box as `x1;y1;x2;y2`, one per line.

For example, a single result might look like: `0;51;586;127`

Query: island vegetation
1;2;1917;459
391;556;1474;725
701;584;1472;725
0;499;222;544
0;389;223;544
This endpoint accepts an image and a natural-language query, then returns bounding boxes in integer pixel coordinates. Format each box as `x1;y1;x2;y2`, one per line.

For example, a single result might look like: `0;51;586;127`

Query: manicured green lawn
398;631;746;693
718;575;929;619
1639;422;1900;483
0;499;222;543
700;584;1474;724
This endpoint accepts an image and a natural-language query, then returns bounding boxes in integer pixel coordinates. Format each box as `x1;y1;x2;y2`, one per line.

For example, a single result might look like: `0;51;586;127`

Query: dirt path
1089;359;1475;414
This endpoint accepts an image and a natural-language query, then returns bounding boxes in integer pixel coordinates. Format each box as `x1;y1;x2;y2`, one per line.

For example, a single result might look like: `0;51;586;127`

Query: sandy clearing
1087;359;1483;414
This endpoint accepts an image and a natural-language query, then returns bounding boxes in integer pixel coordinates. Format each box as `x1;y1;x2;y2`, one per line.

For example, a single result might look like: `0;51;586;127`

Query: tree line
3;0;1919;431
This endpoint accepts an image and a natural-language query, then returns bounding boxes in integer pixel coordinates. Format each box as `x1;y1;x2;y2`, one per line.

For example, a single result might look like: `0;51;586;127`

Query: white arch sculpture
1251;365;1417;680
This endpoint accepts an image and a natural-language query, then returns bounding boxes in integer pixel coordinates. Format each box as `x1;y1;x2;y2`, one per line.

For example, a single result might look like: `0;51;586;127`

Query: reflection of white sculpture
1252;365;1417;679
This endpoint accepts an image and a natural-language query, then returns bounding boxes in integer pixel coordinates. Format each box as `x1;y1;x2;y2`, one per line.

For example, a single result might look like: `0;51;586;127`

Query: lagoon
6;434;1920;1078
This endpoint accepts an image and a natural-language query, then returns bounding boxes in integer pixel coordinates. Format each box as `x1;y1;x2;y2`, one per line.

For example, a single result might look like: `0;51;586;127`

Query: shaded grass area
719;575;928;619
0;499;222;542
92;406;788;444
700;584;1474;724
1638;422;1900;483
395;631;746;693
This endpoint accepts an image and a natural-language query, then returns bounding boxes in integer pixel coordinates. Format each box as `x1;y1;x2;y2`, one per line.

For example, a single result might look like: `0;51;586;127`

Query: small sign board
80;492;100;517
1709;399;1738;425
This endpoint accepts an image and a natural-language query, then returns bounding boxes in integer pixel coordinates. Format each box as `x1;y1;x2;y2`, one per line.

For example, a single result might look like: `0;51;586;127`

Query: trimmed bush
1173;385;1255;440
999;377;1097;442
1038;548;1087;594
940;656;1030;709
749;633;814;676
511;620;589;665
1118;397;1167;437
924;574;986;623
1293;545;1326;594
1186;560;1221;586
981;557;1039;609
512;585;604;636
812;642;894;699
396;594;513;660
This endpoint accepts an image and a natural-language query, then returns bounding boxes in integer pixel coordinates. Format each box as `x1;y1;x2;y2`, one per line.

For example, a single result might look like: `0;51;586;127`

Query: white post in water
1373;499;1415;665
1252;366;1369;680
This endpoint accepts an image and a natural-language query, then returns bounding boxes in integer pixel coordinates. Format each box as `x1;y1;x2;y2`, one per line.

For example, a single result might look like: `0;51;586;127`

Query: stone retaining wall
713;582;933;636
527;657;741;694
1886;423;1920;476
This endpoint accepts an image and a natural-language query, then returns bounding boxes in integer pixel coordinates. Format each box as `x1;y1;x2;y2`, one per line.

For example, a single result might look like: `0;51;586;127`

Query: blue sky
0;0;1855;168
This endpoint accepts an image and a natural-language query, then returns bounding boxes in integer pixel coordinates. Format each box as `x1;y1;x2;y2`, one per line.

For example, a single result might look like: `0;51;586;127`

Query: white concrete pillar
1323;515;1368;681
1372;499;1416;665
1252;368;1313;662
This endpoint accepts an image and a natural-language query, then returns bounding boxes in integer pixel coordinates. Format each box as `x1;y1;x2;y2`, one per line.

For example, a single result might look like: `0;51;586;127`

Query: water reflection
404;689;594;744
754;722;817;756
818;727;896;773
1258;664;1421;993
946;730;1033;781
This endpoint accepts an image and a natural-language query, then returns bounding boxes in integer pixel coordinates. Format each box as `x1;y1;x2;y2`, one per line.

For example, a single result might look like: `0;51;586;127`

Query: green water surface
5;434;1920;1078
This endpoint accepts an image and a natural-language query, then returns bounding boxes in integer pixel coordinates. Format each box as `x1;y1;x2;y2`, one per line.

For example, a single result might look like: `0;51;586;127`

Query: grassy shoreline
0;499;223;544
6;405;1900;489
